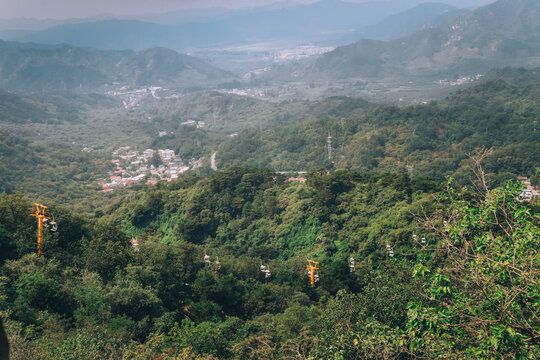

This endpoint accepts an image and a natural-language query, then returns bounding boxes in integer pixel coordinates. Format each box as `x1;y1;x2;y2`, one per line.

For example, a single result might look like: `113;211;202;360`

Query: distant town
436;74;484;86
105;85;181;109
97;146;203;192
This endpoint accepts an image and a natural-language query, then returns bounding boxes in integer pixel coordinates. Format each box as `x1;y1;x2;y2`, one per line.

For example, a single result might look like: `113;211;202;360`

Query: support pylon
306;260;320;287
30;203;49;256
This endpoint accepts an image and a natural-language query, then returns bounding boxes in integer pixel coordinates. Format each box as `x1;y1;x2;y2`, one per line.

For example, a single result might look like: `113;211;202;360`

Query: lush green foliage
0;57;538;359
0;131;120;212
0;166;538;358
218;79;540;185
408;180;539;358
0;168;433;358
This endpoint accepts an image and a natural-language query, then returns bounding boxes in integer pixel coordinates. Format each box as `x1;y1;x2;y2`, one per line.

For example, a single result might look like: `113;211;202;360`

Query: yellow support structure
30;203;49;256
306;260;319;287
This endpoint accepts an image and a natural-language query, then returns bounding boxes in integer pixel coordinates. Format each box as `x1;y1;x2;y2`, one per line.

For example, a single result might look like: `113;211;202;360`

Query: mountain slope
357;3;469;40
0;89;118;124
216;75;540;183
0;90;53;123
0;41;232;91
299;0;540;80
137;91;373;133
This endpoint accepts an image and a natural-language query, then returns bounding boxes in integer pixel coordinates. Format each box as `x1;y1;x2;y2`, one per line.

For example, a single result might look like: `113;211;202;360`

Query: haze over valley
0;0;538;207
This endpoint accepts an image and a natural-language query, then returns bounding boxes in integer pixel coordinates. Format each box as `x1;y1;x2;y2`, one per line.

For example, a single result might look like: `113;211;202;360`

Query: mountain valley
0;1;538;359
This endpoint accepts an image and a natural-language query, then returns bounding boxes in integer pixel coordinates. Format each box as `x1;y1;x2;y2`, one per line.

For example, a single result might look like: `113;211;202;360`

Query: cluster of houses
436;74;484;86
99;146;202;192
180;120;206;128
518;177;540;201
287;176;307;183
105;85;181;109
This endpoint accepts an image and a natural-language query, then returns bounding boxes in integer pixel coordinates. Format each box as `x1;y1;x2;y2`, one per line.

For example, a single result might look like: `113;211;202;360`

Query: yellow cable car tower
306;260;320;287
30;203;53;256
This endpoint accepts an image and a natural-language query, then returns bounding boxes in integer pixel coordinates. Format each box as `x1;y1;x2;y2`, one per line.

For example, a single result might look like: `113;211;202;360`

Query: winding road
211;152;218;171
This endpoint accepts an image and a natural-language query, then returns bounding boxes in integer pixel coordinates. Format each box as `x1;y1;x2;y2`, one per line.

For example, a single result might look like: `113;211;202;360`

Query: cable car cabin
214;257;221;271
204;254;210;263
264;269;271;278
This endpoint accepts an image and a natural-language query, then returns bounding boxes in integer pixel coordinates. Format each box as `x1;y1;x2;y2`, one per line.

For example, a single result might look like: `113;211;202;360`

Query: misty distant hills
0;20;169;51
0;0;535;94
294;0;540;81
0;1;471;51
0;41;232;91
0;90;52;123
356;3;469;40
480;66;540;86
0;89;119;124
138;91;374;134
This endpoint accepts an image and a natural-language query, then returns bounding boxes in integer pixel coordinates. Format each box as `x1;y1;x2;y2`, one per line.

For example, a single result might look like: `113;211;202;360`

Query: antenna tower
327;134;332;161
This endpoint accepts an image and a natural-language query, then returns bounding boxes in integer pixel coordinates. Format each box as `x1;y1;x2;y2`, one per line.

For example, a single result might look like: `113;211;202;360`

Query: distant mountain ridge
357;3;469;40
0;1;470;51
295;0;540;81
0;41;232;91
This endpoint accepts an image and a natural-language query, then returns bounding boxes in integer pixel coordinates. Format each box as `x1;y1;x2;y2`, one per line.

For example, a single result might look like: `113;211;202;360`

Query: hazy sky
1;0;305;19
0;0;495;20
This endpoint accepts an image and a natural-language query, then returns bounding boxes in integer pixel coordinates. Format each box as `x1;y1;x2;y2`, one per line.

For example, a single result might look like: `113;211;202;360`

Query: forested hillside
0;90;53;124
217;78;540;184
0;87;376;213
2;75;538;213
356;3;468;41
0;167;538;358
0;41;232;91
0;131;119;211
479;66;540;85
297;0;540;81
0;89;119;125
140;92;373;134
